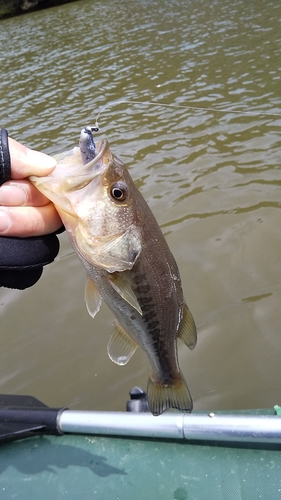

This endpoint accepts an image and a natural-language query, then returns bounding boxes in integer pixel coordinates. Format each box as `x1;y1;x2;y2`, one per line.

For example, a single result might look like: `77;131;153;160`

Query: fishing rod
1;392;281;446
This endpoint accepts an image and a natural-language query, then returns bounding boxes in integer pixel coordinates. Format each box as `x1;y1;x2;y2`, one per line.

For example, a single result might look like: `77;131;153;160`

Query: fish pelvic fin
108;273;142;315
147;374;193;416
107;321;138;366
84;276;102;319
178;303;197;351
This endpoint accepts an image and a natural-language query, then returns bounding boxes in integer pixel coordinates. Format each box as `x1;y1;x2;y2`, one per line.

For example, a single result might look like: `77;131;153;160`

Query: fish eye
110;183;127;202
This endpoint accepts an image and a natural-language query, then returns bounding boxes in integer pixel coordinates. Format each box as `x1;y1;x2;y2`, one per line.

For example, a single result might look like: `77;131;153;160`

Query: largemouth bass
30;127;197;415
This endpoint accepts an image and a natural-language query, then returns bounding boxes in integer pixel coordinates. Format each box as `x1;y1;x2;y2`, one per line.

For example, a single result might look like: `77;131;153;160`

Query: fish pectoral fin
89;225;142;272
108;274;142;315
177;303;197;350
84;276;102;318
107;322;138;365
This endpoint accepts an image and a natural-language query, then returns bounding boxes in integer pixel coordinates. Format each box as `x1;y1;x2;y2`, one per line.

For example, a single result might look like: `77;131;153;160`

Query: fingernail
0;209;12;233
0;185;27;206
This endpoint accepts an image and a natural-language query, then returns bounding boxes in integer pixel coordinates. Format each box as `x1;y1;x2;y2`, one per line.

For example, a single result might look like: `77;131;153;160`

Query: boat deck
0;409;281;500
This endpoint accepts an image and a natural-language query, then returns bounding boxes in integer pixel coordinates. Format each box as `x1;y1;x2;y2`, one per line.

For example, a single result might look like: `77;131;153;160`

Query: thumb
9;137;57;179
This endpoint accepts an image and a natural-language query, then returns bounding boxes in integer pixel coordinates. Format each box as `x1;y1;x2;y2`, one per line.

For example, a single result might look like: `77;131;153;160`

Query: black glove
0;128;63;289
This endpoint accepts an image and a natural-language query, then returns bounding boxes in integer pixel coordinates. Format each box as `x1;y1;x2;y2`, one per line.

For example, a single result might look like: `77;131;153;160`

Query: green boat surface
1;407;281;500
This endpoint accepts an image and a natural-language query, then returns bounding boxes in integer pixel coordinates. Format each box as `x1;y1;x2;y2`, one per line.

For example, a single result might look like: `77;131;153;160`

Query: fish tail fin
147;375;193;416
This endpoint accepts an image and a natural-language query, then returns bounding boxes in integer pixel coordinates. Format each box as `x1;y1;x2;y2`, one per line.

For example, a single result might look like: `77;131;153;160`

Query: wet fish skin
80;164;197;414
30;132;197;416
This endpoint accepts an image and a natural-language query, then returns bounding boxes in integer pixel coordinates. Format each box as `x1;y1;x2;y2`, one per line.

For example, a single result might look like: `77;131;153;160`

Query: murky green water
0;0;281;412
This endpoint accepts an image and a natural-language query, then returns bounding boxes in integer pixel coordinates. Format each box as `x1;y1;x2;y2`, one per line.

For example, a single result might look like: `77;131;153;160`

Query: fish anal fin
178;303;197;351
147;374;193;416
84;276;102;319
108;274;142;315
107;322;138;366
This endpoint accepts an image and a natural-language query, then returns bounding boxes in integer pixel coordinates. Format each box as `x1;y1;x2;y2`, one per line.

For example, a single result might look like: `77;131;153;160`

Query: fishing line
93;99;281;131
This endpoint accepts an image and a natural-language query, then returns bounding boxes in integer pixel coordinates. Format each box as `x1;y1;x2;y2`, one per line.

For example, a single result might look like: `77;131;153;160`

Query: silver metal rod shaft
58;411;281;444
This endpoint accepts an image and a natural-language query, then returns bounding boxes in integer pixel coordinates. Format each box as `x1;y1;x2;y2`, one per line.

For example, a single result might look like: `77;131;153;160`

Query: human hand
0;137;62;236
0;130;63;289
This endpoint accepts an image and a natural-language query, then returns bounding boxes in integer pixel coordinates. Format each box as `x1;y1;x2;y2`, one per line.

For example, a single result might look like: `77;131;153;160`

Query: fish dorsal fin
107;322;138;365
177;303;197;350
76;225;142;273
108;274;142;316
84;276;102;319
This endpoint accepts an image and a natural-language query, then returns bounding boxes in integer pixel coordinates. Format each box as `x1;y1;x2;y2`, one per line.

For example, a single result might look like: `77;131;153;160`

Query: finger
8;138;57;179
0;204;62;237
0;180;52;207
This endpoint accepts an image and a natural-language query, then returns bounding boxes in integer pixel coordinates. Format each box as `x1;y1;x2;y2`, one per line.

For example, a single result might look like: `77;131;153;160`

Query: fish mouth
47;138;112;193
78;138;111;177
30;138;114;213
92;138;110;164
